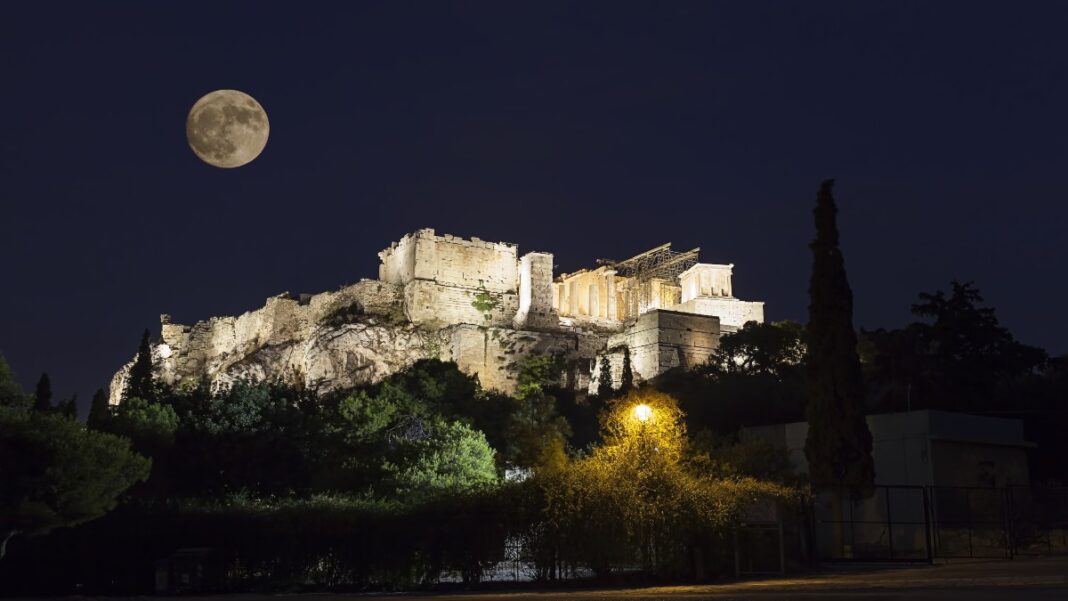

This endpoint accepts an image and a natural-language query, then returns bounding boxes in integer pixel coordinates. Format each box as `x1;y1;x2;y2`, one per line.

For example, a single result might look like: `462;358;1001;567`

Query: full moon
186;90;269;168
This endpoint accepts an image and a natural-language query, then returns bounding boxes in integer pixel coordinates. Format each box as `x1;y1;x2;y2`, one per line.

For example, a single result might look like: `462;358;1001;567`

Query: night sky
2;2;1066;412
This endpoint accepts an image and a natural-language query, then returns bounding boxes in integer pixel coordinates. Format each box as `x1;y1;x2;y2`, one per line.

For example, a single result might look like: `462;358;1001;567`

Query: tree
0;408;151;560
87;388;111;430
105;396;179;452
656;322;807;434
536;389;793;577
803;180;874;497
705;320;806;378
164;382;329;496
0;353;28;409
510;356;571;470
620;347;635;391
863;281;1047;412
382;419;498;499
32;373;52;413
597;356;613;398
56;394;78;420
124;329;156;402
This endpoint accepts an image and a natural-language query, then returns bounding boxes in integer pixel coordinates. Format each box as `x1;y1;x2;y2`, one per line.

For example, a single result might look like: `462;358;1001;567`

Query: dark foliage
0;491;518;594
87;388;110;430
861;280;1047;413
124;329;156;403
0;354;27;409
55;394;78;420
620;347;634;391
803;180;874;496
32;373;51;413
860;281;1065;482
0;408;150;561
656;321;807;434
597;356;613;399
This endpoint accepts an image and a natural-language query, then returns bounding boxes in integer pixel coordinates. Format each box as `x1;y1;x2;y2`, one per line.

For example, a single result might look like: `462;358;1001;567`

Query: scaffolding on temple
597;243;700;283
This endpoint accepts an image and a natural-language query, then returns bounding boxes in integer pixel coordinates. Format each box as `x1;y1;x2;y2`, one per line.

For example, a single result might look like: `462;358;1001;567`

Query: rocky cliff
109;279;605;404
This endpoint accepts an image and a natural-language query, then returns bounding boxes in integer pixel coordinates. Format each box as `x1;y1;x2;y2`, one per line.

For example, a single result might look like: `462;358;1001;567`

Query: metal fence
811;485;1068;562
1007;486;1068;557
812;485;933;561
929;486;1012;558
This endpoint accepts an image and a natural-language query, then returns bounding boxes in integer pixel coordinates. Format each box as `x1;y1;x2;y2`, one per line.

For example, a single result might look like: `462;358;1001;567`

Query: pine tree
597;355;614;398
124;329;156;402
88;388;111;430
56;394;78;420
33;373;52;413
620;347;635;391
803;180;875;498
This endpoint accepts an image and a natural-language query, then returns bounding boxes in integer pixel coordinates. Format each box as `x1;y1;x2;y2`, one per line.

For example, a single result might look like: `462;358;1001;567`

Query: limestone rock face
202;322;446;395
108;279;601;404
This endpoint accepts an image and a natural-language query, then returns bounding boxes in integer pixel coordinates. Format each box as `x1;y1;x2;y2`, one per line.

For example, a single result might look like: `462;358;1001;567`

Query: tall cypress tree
597;355;614;398
33;373;53;412
620;347;635;391
88;388;111;429
124;329;156;402
803;180;875;497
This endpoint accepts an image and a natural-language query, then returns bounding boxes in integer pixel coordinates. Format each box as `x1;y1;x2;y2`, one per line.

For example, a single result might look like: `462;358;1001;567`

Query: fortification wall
515;252;558;329
403;280;519;328
112;279;404;403
378;234;417;285
591;310;720;393
381;229;518;293
449;325;605;392
414;232;518;293
673;297;764;330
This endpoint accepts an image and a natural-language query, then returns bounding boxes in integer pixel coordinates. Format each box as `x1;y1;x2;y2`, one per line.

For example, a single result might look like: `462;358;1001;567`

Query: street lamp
633;403;653;423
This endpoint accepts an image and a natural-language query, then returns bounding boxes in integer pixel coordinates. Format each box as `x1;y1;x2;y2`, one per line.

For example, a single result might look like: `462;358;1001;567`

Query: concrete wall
932;442;1031;488
746;410;1033;488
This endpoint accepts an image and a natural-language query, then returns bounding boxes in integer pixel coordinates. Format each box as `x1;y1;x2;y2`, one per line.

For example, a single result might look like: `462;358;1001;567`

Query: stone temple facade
109;229;764;403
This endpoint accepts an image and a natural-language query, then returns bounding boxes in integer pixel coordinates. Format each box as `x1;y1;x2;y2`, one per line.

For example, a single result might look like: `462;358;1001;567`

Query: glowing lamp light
633;404;653;423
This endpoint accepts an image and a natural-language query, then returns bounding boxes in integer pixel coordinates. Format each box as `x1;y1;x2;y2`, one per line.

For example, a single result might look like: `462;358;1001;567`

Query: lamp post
630;402;656;572
633;403;652;423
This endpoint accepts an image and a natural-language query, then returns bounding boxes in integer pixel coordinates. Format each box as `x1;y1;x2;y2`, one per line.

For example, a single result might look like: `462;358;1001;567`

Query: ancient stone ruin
109;229;764;403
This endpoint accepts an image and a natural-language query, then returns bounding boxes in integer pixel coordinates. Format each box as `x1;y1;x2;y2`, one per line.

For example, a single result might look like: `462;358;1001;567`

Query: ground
182;557;1068;600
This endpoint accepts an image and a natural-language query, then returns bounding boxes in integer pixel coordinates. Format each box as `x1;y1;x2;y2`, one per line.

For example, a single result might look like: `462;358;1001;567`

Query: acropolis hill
109;229;765;403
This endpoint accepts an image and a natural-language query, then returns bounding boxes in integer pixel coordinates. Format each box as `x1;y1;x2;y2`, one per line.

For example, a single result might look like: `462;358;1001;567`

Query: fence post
733;528;740;578
967;488;974;558
1005;486;1015;560
778;511;786;575
922;487;934;564
885;487;895;560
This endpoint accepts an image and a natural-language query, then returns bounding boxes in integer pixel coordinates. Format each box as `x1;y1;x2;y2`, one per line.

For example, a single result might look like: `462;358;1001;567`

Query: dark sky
2;2;1066;413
